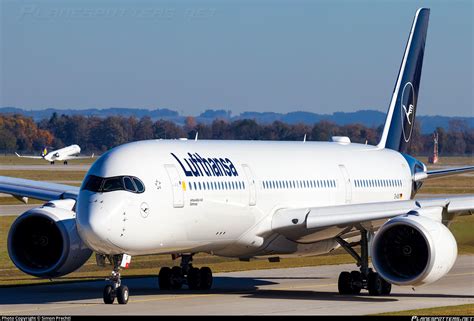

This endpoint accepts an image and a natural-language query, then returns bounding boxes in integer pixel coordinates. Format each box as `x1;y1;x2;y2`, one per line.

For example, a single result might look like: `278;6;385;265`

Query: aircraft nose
76;192;124;254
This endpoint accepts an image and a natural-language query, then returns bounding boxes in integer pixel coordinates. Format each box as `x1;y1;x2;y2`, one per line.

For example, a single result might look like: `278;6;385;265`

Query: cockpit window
123;177;136;192
82;175;145;193
102;177;124;192
83;175;103;192
133;178;145;193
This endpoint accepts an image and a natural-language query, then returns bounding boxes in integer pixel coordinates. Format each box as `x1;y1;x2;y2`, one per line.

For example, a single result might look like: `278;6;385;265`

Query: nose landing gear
102;254;130;304
158;254;213;291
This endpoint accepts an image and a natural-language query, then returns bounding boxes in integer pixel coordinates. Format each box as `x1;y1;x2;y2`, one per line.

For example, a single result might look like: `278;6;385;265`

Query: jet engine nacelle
8;201;92;278
372;212;457;286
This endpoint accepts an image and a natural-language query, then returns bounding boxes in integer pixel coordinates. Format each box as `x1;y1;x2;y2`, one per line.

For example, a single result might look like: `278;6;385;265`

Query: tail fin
378;8;430;152
42;147;48;157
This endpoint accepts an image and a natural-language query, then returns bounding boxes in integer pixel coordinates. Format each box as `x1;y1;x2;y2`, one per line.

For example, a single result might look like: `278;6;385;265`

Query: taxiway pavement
0;255;472;315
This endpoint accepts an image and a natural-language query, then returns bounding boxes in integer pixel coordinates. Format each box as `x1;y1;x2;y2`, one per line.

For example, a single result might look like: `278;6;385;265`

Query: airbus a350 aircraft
1;8;473;305
15;144;94;165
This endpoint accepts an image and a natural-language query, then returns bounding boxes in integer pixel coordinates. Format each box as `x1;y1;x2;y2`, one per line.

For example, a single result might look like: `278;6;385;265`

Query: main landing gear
336;228;392;296
103;255;130;304
63;160;68;165
158;254;213;291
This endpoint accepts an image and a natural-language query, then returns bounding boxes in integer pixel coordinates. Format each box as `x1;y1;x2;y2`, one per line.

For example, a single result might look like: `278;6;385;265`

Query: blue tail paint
378;8;430;153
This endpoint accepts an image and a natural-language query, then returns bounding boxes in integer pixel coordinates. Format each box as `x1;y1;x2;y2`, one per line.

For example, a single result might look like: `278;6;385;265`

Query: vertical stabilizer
378;8;430;152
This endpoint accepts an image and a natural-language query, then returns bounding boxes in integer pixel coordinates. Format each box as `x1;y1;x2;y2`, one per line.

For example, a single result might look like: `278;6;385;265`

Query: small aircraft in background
15;144;94;165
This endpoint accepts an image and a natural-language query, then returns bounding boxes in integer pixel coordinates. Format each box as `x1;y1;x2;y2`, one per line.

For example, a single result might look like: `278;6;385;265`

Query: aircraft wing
272;195;474;235
63;153;95;160
0;176;79;202
15;152;43;159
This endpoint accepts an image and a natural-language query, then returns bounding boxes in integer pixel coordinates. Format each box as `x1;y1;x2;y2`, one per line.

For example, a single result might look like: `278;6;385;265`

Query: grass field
423;156;474;167
420;175;474;194
0;170;86;182
378;303;474;316
0;155;96;165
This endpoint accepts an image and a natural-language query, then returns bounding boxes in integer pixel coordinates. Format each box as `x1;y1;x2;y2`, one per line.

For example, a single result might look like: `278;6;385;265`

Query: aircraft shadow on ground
0;276;472;305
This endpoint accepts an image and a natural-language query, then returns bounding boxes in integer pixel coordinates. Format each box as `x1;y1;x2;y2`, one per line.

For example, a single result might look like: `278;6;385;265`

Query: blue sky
1;0;472;116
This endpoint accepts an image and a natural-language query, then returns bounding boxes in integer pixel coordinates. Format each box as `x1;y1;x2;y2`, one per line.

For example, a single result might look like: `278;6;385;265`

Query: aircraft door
338;164;352;204
242;164;256;206
164;164;185;208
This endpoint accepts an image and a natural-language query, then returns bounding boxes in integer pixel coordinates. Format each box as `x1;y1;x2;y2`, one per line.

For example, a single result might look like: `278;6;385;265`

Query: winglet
15;152;21;157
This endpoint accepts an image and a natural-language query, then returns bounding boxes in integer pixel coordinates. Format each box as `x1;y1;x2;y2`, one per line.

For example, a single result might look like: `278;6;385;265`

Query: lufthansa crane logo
400;82;416;142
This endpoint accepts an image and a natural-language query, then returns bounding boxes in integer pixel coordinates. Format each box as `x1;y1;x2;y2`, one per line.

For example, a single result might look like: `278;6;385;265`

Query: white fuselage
44;144;81;161
76;140;412;259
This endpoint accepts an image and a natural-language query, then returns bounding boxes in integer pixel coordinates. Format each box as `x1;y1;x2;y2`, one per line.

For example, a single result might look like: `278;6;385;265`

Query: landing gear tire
338;271;352;295
103;285;115;304
103;254;129;304
349;271;362;295
171;266;183;290
338;271;361;295
117;285;130;304
368;272;391;296
336;229;392;296
159;255;214;291
199;267;213;290
187;267;201;290
159;267;172;290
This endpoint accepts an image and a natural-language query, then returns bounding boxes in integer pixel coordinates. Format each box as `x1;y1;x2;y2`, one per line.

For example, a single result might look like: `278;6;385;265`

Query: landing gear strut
158;254;213;291
336;228;391;296
103;255;130;304
63;160;68;165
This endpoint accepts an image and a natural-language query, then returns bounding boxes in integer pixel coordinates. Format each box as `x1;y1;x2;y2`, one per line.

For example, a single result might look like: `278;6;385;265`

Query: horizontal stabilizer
414;166;474;181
